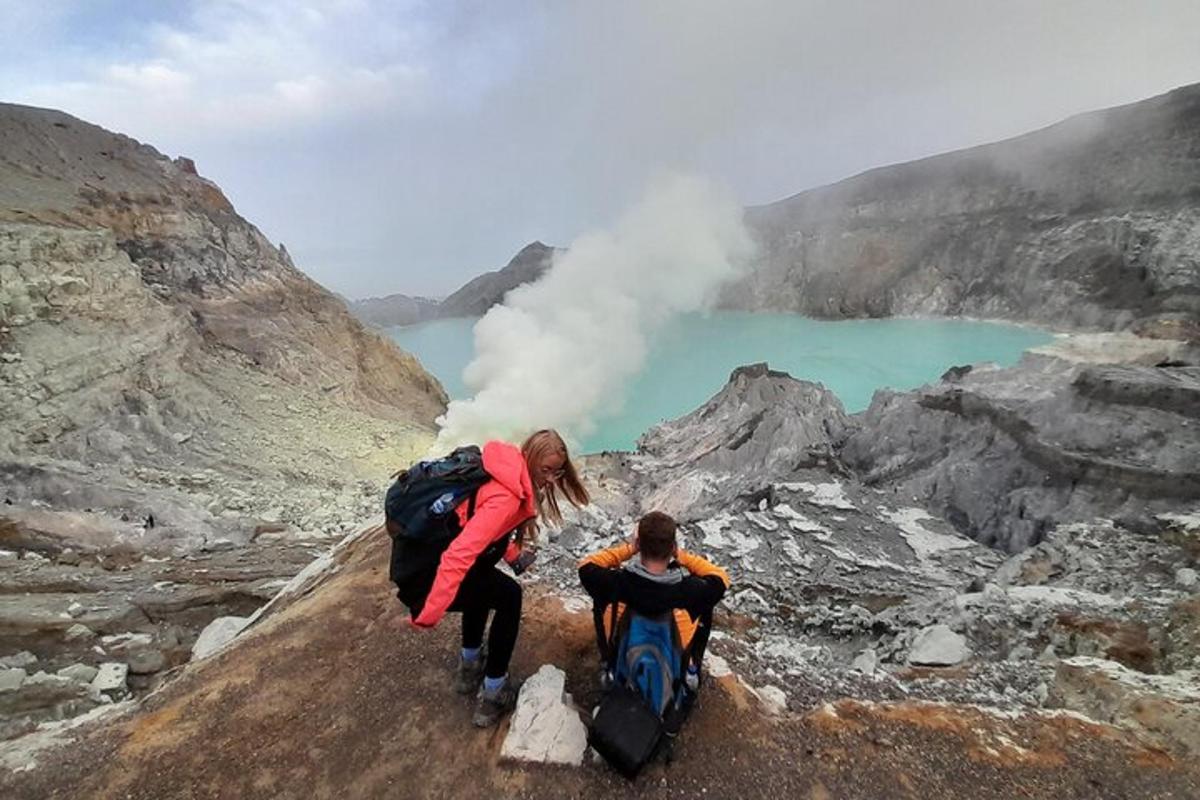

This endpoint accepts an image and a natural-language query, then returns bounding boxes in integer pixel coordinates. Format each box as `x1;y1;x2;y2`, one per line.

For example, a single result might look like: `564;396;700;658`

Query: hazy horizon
3;1;1199;300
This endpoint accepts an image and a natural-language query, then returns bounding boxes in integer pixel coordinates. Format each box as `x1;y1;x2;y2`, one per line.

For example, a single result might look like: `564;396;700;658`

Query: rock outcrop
841;339;1200;551
728;82;1200;331
633;362;852;519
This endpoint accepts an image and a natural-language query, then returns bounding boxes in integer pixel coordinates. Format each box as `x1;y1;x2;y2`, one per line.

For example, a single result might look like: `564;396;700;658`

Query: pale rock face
191;616;253;661
1051;656;1200;754
754;685;789;715
908;624;971;666
500;665;588;766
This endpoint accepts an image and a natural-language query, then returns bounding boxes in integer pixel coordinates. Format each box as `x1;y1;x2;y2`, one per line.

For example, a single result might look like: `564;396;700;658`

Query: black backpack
384;445;491;541
387;446;499;597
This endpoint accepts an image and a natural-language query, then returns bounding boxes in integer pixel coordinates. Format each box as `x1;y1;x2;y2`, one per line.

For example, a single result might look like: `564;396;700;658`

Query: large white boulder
908;624;971;666
500;665;588;766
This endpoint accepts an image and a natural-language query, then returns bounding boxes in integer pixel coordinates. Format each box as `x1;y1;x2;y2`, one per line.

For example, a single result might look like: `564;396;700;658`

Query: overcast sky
2;1;1199;299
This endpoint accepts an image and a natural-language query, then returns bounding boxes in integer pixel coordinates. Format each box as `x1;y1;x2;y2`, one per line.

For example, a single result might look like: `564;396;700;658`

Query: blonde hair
519;429;589;544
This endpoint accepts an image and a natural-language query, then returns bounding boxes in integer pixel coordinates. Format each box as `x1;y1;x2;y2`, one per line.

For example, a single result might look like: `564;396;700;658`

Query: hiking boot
454;650;486;695
472;678;522;728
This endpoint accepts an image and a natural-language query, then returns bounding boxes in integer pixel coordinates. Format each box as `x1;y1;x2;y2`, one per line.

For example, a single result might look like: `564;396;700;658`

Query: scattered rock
64;623;95;642
851;649;878;675
499;665;588;766
56;664;98;684
755;685;789;715
0;668;27;692
1176;568;1198;589
908;625;971;666
0;652;38;670
90;662;129;696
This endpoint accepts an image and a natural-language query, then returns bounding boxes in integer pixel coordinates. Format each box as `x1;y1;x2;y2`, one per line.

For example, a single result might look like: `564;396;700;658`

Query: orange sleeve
676;549;730;588
578;541;636;570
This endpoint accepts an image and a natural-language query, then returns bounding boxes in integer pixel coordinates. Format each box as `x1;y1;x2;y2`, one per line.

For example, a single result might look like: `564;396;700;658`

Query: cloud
2;1;1199;300
9;0;440;139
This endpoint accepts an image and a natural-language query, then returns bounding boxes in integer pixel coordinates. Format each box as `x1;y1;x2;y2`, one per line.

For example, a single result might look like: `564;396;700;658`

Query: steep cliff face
731;83;1200;331
0;103;446;425
0;103;445;543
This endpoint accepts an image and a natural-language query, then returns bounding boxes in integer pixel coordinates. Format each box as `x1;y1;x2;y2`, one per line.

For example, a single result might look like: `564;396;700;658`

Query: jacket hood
624;559;684;585
482;440;534;502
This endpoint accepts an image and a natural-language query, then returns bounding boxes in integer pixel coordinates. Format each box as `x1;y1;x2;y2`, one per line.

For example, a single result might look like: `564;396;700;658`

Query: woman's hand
512;548;537;575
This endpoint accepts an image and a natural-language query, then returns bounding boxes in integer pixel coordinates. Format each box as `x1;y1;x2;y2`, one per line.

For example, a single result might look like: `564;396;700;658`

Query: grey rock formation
841;348;1200;551
632;363;852;519
0;105;448;735
728;83;1200;331
438;241;556;318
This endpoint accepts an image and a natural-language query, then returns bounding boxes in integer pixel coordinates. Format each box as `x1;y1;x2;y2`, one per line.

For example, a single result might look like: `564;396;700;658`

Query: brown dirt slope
2;529;1196;800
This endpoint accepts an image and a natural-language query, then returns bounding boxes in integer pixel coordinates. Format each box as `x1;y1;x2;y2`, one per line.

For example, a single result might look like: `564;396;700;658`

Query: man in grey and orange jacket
578;511;730;689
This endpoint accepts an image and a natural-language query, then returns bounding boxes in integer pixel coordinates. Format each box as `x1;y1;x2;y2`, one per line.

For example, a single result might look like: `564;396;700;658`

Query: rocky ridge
727;82;1200;331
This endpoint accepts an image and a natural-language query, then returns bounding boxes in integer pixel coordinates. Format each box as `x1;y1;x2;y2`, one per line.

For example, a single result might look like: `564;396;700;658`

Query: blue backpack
612;612;687;719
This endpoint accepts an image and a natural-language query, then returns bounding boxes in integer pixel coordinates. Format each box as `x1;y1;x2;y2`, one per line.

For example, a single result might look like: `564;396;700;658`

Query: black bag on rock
587;684;665;780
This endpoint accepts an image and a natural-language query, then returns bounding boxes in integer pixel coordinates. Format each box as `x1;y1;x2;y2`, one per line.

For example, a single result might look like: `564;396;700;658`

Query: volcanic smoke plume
435;173;753;450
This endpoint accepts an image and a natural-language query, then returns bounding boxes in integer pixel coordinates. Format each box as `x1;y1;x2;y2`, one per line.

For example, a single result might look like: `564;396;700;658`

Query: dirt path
2;530;1196;799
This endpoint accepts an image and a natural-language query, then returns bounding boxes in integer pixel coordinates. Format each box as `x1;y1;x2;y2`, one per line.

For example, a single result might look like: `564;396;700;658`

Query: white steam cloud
435;174;753;450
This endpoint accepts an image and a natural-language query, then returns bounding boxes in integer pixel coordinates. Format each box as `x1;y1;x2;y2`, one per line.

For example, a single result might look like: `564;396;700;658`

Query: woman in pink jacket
396;429;589;727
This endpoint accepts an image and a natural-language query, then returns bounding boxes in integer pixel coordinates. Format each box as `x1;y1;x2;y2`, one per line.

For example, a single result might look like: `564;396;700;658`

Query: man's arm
577;541;636;605
674;549;729;619
579;541;636;570
675;548;730;587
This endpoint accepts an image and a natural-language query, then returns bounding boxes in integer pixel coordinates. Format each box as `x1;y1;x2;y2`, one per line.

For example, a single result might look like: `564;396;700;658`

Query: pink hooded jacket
412;440;536;628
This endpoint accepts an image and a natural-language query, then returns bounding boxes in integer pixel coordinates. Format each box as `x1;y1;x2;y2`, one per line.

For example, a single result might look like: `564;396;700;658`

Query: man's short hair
637;511;677;560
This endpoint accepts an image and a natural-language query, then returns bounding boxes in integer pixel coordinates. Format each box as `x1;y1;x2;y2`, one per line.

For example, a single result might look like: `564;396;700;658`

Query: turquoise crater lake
389;313;1053;453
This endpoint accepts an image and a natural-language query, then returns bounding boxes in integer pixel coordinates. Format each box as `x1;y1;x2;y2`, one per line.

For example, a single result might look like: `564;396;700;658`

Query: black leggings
448;565;522;679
